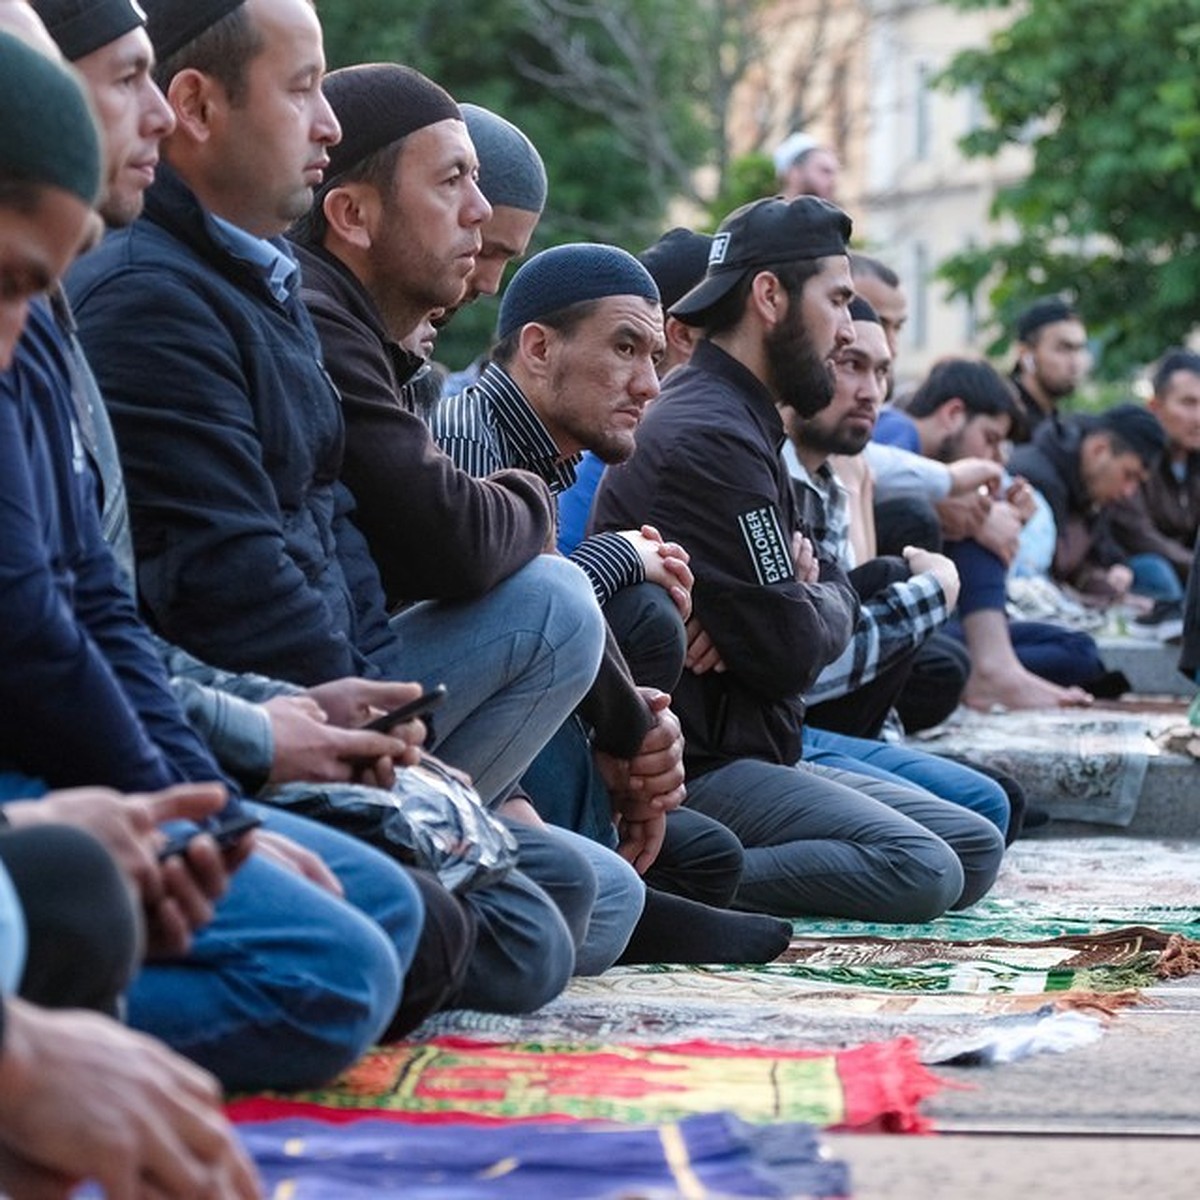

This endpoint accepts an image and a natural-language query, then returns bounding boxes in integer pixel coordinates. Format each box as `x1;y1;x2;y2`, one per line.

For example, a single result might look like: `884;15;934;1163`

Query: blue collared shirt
209;216;299;306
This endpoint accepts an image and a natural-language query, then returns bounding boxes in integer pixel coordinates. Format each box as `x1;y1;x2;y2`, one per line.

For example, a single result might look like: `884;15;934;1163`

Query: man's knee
603;582;687;692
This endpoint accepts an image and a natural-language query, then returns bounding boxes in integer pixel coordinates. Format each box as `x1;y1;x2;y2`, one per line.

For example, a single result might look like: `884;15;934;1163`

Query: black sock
617;888;791;965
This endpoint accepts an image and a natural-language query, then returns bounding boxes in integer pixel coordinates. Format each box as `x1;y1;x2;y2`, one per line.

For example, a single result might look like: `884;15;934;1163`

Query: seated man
1008;296;1090;443
594;196;1004;922
0;14;424;1094
875;358;1103;708
435;243;792;963
1109;348;1200;605
1009;403;1166;606
782;300;1010;838
432;243;692;688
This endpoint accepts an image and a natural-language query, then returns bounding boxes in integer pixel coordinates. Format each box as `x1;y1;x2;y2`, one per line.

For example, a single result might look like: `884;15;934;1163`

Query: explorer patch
738;506;793;585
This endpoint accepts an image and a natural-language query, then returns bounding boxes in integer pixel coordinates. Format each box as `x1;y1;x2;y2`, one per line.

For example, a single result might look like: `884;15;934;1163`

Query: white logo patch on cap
738;506;793;585
709;233;730;266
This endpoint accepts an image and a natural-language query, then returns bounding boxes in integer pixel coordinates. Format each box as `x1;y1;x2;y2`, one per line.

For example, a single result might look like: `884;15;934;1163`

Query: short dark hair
288;138;407;248
1152;348;1200;396
153;3;264;104
849;252;900;289
491;297;600;367
700;258;824;339
907;358;1021;423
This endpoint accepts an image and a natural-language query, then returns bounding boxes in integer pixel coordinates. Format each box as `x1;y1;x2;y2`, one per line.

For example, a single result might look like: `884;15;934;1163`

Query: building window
915;61;932;161
912;241;929;351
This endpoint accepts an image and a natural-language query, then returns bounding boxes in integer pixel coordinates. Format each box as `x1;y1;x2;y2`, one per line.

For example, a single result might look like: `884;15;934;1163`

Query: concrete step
1096;633;1192;697
915;705;1200;838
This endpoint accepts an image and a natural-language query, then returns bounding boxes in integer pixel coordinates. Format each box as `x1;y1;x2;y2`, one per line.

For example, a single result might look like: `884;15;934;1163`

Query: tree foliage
936;0;1200;377
319;0;745;362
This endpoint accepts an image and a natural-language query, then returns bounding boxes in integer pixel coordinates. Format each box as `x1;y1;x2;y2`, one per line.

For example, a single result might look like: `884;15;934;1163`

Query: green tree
318;0;732;363
936;0;1200;378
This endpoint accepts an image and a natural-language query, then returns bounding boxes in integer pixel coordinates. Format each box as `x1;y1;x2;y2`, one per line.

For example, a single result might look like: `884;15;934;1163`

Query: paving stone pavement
826;739;1200;1199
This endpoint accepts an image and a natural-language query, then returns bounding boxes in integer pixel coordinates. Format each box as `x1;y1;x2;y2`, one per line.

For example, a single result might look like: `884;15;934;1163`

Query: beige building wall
855;0;1028;384
728;0;1028;386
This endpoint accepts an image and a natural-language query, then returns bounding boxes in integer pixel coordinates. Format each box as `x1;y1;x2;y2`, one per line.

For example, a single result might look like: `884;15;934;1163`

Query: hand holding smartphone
363;683;448;733
157;812;262;862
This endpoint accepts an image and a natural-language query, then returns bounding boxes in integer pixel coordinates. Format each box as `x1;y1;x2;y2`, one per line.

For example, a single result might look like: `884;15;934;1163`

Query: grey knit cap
461;103;546;214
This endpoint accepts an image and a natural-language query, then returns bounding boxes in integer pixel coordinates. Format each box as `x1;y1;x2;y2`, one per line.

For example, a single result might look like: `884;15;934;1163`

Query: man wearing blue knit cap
435;243;688;634
434;241;795;967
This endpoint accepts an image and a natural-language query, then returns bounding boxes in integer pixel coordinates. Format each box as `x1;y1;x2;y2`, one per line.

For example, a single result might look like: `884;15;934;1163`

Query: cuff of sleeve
569;531;646;607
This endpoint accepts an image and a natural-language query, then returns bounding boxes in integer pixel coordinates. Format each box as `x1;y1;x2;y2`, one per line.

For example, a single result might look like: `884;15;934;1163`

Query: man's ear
166;68;220;143
322;183;379;252
1080;430;1107;468
517;322;554;379
748;270;789;329
665;315;698;360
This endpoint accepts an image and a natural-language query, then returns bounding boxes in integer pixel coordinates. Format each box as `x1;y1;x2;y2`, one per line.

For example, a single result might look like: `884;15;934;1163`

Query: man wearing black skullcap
288;65;554;607
593;196;1005;923
1010;296;1090;441
433;242;793;966
1010;402;1166;604
70;0;619;1033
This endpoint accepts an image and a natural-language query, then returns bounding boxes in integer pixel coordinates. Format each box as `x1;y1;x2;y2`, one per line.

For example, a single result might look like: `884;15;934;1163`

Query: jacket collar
291;241;425;386
679;338;785;446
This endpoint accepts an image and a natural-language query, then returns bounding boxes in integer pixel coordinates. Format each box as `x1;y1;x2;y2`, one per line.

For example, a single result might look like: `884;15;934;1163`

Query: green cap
0;31;101;205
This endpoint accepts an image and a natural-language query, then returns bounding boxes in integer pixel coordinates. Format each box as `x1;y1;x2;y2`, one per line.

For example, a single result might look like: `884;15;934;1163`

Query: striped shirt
433;363;644;606
783;442;950;704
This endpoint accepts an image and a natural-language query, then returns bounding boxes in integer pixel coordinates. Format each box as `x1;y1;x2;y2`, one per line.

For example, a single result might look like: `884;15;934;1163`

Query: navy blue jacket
0;301;236;798
69;165;402;686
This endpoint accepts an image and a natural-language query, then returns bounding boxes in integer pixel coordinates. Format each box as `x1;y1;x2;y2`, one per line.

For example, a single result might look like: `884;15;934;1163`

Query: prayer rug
227;1035;943;1133
233;1112;852;1198
914;709;1177;826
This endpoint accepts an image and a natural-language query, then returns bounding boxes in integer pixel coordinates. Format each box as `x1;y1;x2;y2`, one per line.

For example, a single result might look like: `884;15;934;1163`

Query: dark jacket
294;243;555;609
68;165;401;686
1180;542;1200;677
592;340;858;775
1008;415;1127;596
1109;451;1200;580
0;300;238;799
1009;373;1058;445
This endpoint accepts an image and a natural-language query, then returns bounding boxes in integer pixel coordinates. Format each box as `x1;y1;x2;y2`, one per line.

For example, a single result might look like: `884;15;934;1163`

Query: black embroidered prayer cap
142;0;245;62
32;0;146;60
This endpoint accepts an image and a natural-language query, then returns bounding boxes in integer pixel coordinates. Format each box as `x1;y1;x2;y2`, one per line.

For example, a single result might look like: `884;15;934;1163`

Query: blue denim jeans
128;802;423;1092
1128;552;1186;602
803;726;1010;838
386;556;606;805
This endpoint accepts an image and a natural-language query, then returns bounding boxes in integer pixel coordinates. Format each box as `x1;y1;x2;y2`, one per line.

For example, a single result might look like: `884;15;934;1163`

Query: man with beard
592;197;1004;921
1010;296;1090;442
784;302;1010;838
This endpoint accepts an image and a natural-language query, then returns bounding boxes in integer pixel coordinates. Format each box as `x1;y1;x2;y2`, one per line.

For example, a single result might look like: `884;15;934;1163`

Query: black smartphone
157;812;263;861
363;683;448;733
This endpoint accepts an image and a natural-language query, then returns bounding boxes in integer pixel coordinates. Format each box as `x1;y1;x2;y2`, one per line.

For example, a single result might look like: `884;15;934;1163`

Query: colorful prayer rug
233;1112;852;1199
227;1036;943;1133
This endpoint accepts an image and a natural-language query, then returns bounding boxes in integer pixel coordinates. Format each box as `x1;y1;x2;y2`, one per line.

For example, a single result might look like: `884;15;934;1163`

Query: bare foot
963;667;1093;711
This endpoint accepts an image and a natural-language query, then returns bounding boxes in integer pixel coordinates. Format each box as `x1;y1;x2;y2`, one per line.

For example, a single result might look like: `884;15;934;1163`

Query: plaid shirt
783;442;950;704
432;363;644;606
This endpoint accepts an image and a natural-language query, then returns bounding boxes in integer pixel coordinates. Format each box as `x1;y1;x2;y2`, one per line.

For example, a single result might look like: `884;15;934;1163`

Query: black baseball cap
670;195;852;324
